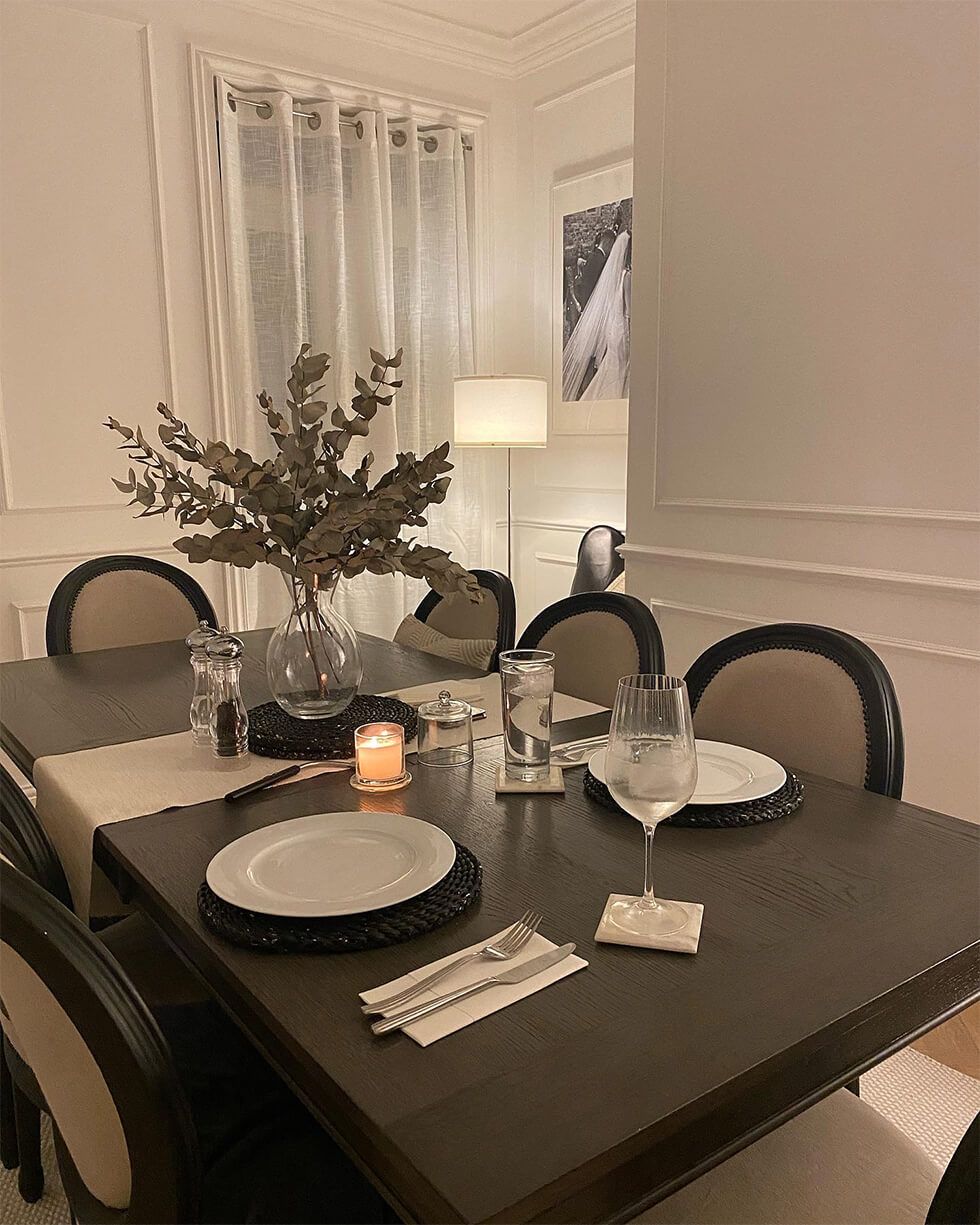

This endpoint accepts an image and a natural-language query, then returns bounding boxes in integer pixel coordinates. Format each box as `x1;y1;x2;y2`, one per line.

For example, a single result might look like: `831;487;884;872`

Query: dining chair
517;592;665;707
684;623;904;798
394;567;515;671
1;864;392;1224
45;555;217;656
569;524;626;595
631;1087;976;1225
0;763;204;1204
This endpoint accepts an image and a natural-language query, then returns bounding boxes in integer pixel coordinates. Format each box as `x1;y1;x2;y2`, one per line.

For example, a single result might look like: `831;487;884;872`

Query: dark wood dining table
1;631;977;1223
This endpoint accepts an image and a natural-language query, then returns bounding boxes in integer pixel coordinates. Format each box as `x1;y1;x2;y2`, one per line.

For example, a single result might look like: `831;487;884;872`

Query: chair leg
0;1050;18;1170
13;1086;43;1203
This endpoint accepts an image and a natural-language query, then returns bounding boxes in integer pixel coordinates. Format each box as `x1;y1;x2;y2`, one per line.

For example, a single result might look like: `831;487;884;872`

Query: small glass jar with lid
185;620;219;747
205;630;249;759
416;691;474;768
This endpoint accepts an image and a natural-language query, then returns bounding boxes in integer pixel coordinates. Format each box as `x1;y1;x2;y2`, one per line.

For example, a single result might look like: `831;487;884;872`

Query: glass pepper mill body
185;621;218;747
205;631;249;759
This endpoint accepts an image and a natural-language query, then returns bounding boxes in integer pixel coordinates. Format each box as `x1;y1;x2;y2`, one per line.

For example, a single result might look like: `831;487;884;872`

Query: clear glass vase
266;575;362;719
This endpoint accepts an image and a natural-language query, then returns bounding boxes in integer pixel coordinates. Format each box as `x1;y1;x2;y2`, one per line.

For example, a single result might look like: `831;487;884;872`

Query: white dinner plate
206;811;457;918
589;740;787;805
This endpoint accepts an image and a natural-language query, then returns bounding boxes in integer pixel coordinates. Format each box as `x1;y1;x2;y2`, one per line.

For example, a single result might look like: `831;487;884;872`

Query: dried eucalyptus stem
105;345;483;606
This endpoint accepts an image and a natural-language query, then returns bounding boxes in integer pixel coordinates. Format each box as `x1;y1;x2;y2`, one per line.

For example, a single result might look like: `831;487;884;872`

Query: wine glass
605;675;698;938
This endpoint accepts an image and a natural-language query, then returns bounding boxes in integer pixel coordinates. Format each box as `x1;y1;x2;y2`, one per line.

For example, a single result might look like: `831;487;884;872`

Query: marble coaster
594;894;704;953
495;765;565;795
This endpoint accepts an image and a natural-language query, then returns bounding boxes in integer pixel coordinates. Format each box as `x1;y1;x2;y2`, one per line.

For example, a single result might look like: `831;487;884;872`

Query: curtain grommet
355;119;364;140
307;111;321;131
391;129;407;148
422;135;438;153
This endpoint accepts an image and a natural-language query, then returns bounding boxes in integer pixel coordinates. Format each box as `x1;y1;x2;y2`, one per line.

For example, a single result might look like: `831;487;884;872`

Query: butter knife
370;943;576;1035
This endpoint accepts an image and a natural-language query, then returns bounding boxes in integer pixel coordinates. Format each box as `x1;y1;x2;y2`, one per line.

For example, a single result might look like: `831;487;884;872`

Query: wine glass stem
642;822;659;908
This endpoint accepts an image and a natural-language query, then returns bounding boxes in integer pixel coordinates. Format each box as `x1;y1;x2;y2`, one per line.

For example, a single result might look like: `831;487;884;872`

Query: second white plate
589;740;786;805
206;811;457;917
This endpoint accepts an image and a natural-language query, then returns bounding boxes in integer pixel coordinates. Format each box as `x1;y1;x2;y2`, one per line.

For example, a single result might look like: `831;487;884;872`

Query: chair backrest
0;863;200;1223
517;593;665;707
685;624;904;798
0;762;73;908
411;569;516;671
46;555;217;656
570;525;626;596
927;1112;978;1225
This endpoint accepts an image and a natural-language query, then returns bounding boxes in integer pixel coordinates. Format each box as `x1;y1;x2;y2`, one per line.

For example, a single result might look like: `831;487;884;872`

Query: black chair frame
570;524;626;596
46;555;217;657
685;623;904;799
1;864;201;1223
1;764;72;909
413;568;516;671
517;591;665;674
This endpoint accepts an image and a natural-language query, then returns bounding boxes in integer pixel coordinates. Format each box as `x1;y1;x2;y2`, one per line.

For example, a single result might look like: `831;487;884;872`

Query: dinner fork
360;909;543;1015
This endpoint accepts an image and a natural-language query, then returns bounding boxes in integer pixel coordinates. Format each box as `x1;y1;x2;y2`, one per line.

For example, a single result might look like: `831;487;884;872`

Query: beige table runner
34;674;605;920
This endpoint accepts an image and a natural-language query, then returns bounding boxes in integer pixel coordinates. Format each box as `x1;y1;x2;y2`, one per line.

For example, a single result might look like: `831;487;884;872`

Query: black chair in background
570;525;626;595
684;623;904;798
46;555;217;656
395;568;515;671
517;592;664;707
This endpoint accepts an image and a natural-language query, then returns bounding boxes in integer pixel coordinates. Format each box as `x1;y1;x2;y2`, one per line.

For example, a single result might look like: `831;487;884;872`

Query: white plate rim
589;740;787;805
206;811;457;918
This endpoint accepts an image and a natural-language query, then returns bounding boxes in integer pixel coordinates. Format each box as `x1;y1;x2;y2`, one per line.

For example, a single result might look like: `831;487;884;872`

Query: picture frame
551;159;633;436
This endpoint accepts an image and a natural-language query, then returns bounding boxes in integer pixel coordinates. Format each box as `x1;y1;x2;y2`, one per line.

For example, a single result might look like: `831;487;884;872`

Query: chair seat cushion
633;1089;940;1225
394;614;496;670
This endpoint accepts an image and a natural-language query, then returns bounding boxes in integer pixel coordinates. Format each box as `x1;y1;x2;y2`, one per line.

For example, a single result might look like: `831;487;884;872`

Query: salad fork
360;909;542;1015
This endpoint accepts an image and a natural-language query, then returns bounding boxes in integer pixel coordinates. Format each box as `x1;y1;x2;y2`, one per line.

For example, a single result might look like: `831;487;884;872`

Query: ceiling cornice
222;0;635;80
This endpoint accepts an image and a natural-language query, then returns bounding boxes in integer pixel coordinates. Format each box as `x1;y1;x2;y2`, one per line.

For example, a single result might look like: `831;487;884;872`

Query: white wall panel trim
622;544;980;597
532;64;634;112
656;498;980;527
648;596;980;665
0;544;177;570
534;551;577;568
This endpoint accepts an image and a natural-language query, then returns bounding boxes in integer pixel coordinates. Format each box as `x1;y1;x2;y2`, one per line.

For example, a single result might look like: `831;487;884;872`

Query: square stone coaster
495;765;565;795
594;894;704;953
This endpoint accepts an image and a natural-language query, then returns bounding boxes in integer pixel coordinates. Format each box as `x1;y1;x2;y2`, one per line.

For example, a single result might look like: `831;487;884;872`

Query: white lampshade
453;376;548;448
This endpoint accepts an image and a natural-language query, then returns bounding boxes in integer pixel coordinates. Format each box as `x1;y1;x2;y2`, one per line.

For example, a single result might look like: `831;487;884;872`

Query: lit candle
352;722;409;791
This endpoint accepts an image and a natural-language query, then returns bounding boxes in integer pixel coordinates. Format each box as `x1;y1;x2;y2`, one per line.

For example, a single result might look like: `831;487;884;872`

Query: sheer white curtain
217;85;486;633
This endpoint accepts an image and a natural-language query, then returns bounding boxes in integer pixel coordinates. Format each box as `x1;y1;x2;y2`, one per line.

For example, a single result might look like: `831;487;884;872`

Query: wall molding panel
655;497;980;527
648;597;980;665
621;544;980;598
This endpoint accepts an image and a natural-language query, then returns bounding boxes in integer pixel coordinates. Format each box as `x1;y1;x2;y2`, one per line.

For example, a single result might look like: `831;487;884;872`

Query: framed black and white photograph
552;160;632;435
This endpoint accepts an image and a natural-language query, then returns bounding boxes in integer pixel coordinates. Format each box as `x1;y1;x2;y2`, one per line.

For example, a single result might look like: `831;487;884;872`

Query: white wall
0;0;532;658
626;0;980;819
506;35;635;629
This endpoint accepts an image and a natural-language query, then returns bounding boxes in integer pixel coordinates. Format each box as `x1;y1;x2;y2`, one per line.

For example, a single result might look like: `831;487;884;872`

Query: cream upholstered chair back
396;569;516;671
0;864;199;1222
45;555;217;656
516;593;665;708
685;624;904;798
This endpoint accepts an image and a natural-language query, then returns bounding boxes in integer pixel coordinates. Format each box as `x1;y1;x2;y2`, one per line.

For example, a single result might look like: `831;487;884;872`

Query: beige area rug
2;1049;977;1223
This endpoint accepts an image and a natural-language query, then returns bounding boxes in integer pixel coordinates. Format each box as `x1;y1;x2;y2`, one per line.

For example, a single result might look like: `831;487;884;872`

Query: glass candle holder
351;722;411;792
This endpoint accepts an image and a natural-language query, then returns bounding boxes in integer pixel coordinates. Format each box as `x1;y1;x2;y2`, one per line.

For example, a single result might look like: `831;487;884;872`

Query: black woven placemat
247;694;418;760
197;841;481;953
583;766;804;827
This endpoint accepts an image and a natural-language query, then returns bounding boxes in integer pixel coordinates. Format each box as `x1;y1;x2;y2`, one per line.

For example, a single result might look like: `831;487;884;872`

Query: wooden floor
913;1002;980;1078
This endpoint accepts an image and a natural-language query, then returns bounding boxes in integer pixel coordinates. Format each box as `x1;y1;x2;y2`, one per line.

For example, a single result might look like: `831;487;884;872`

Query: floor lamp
453;376;549;577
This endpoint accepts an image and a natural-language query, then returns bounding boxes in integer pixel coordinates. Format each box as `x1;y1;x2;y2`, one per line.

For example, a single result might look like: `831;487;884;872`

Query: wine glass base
596;894;704;952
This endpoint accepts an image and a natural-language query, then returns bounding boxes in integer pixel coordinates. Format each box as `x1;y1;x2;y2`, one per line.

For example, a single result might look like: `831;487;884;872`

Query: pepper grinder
205;630;249;759
185;620;219;747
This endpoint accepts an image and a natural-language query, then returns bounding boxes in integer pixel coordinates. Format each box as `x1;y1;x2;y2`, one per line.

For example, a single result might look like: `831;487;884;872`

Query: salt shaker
205;630;249;759
185;620;218;747
416;690;474;768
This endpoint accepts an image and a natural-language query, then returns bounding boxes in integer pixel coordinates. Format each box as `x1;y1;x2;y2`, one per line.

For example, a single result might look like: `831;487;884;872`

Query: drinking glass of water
605;674;698;937
499;649;555;782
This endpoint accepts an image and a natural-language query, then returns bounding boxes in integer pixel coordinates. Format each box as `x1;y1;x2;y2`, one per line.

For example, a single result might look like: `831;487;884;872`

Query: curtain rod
225;93;473;152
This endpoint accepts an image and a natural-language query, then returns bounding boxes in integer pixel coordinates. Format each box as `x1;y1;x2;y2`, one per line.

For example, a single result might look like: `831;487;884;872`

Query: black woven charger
247;694;417;760
583;765;804;828
197;841;481;953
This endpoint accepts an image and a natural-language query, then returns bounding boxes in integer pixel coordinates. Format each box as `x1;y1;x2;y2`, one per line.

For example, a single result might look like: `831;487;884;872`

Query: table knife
370;943;576;1035
224;759;353;803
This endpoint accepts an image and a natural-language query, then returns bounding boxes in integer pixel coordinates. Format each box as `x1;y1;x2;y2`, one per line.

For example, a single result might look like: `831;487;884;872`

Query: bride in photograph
562;229;631;402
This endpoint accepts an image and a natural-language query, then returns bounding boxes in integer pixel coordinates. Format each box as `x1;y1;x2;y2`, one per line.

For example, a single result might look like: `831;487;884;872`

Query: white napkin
360;929;588;1046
